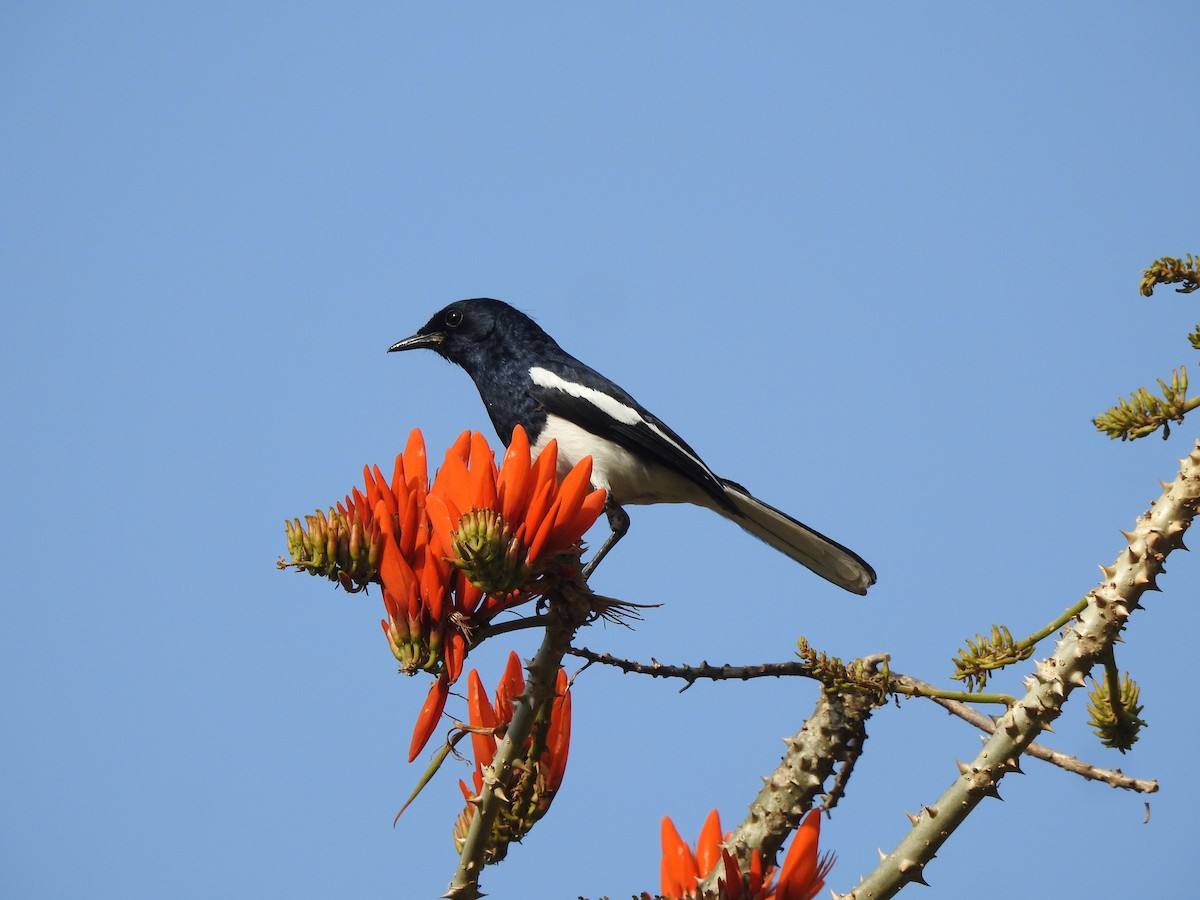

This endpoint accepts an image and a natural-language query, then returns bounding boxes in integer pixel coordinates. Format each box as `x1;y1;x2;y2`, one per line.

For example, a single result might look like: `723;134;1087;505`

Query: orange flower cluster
282;426;604;761
453;652;571;864
657;809;833;900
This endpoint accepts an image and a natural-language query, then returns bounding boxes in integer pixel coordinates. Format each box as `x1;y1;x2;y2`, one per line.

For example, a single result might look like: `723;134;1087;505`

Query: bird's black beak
387;332;442;353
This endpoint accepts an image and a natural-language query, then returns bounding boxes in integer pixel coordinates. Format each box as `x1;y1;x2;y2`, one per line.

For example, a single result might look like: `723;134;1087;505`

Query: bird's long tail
718;480;876;595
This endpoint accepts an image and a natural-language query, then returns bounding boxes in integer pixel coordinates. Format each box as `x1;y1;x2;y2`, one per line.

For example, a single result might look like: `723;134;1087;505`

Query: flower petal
555;455;593;519
444;630;466;683
403;428;428;495
431;446;471;514
660;816;698;899
530;437;558;489
408;674;449;761
777;809;830;900
719;849;742;898
372;464;397;519
747;848;764;894
397;489;420;558
468;431;499;511
423;494;459;562
494;651;525;723
391;452;408;509
695;809;723;883
497;425;533;524
454;571;484;616
419;544;447;621
379;532;417;604
467;668;499;769
526;495;564;564
545;671;571;792
448;430;472;464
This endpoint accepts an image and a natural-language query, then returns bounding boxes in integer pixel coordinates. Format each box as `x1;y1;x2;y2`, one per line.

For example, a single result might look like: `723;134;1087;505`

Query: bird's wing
527;362;733;510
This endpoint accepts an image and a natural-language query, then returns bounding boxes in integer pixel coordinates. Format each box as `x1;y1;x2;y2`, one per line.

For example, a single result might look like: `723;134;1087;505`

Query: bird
388;298;875;594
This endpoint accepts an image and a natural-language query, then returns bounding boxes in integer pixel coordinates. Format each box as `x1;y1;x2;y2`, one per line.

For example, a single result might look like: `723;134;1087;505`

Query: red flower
452;651;572;864
659;809;833;900
283;427;602;762
775;811;834;900
426;425;606;614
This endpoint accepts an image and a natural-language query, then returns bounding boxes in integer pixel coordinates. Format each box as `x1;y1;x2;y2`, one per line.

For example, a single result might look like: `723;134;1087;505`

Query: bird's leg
581;500;629;580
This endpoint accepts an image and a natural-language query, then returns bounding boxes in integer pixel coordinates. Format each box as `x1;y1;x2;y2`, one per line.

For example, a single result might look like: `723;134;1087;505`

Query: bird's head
388;298;550;369
388;298;497;361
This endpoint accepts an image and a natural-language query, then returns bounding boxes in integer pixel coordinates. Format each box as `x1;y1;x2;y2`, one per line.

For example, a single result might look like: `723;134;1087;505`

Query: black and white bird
388;298;875;594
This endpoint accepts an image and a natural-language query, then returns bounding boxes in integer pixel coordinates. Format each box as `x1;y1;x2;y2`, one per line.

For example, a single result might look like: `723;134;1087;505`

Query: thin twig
892;674;1157;793
567;649;1158;793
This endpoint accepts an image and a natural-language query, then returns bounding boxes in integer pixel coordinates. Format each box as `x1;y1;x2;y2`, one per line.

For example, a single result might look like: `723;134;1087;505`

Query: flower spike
452;652;572;864
282;426;604;762
656;807;834;900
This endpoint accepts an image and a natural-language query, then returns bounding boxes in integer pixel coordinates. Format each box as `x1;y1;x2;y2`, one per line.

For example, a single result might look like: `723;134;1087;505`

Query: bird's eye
444;309;464;328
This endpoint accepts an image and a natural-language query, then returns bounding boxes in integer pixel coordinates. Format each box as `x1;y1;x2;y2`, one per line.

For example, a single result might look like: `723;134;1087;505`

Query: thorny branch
444;582;594;899
843;442;1200;899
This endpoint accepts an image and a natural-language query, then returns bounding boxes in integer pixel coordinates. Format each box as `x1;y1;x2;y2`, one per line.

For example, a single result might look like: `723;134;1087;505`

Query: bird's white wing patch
529;366;642;425
528;365;708;471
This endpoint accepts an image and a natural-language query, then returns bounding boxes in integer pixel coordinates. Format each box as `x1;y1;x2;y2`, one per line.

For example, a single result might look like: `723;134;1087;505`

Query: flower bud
450;509;529;596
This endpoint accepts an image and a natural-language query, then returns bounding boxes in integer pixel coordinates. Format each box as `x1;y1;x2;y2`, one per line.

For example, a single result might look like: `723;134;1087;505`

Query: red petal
424;494;458;562
432;447;471;513
391;452;408;509
351;487;370;524
381;585;403;620
419;544;447;621
526;495;563;563
468;431;499;510
397;490;419;558
719;850;742;898
545;671;571;792
408;675;449;761
467;669;498;768
494;651;525;723
530;438;558;488
519;478;556;548
660;816;698;899
777;810;825;900
404;428;428;495
372;465;397;519
444;630;466;683
454;572;484;617
747;848;764;893
497;425;532;524
379;533;417;604
579;488;607;526
556;455;593;516
449;430;472;462
363;464;382;510
538;457;596;556
696;809;723;881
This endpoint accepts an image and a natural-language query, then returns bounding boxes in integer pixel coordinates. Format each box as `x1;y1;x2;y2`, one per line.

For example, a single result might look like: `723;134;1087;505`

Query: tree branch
891;674;1157;794
698;686;877;897
569;649;1155;793
841;442;1200;899
444;582;594;899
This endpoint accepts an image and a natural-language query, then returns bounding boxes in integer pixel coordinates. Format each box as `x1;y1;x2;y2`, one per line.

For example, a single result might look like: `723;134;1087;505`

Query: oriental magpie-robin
389;298;875;594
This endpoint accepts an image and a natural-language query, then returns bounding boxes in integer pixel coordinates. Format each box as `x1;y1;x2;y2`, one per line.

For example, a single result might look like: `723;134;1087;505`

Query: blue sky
3;4;1197;898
